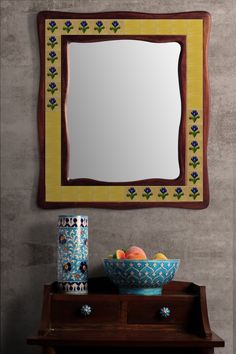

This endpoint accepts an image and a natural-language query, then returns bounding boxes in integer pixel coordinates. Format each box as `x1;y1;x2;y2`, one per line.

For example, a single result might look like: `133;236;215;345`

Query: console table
27;277;224;354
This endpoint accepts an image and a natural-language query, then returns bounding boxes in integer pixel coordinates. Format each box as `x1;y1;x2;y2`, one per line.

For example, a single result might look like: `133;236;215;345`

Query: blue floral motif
63;20;74;33
104;259;180;295
189;140;200;153
189;110;200;123
47;82;58;95
63;262;72;272
47;66;58;79
59;234;66;244
47;50;58;63
191;110;198;117
142;187;153;200
127;187;137;200
160;307;171;318
57;216;88;294
189;171;200;184
49;21;56;27
158;187;169;200
110;20;120;33
189;125;200;138
94;20;105;33
80;261;88;273
79;20;89;33
47;97;58;110
47;21;58;33
189;187;200;200
47;36;58;48
189;156;200;169
173;187;184;200
81;304;92;316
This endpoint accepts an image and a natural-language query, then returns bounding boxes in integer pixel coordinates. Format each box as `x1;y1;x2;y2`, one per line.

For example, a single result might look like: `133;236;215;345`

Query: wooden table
27;277;224;354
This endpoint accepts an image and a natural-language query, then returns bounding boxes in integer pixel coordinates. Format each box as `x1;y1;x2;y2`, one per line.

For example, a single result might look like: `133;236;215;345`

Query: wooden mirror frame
37;11;211;209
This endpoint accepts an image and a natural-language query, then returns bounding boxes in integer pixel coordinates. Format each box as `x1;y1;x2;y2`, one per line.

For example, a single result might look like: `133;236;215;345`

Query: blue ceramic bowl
103;258;180;295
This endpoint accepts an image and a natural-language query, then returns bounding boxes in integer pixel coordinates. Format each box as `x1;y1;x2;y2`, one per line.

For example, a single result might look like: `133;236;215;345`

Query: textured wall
1;1;235;354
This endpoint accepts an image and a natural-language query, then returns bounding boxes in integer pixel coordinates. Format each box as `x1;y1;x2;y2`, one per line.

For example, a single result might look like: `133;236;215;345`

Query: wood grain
27;278;224;353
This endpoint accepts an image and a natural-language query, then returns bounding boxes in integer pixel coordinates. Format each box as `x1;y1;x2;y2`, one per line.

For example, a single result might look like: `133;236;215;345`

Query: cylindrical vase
57;215;88;295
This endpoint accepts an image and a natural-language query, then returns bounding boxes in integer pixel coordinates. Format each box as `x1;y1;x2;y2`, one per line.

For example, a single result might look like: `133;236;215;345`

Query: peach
125;246;147;260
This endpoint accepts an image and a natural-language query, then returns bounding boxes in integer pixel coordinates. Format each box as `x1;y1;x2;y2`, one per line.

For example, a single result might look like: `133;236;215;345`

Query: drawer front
51;298;120;327
127;297;196;324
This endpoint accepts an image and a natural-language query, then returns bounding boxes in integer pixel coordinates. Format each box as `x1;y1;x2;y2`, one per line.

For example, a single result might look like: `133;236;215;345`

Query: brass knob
160;307;171;318
80;304;92;316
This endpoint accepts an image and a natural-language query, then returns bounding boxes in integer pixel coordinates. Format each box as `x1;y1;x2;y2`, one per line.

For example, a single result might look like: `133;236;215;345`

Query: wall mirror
37;11;211;208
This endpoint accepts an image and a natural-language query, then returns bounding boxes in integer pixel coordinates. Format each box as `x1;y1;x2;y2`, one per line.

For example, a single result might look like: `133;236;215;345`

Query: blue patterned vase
57;215;88;295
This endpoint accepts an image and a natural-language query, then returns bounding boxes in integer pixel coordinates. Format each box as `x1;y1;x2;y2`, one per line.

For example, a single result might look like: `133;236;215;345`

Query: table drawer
51;297;121;327
127;297;196;324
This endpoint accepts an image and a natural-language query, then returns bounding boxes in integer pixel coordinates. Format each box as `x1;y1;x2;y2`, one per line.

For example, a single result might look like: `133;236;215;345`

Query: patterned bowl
103;259;180;295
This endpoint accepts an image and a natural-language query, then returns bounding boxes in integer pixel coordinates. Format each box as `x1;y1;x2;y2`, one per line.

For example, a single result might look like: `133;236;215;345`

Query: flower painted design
94;21;105;33
189;140;200;153
189;125;200;138
47;66;58;79
47;82;58;95
79;20;89;33
189;156;200;169
47;51;58;63
189;171;200;184
59;234;66;244
57;217;88;294
110;20;120;33
189;110;200;123
47;97;58;110
63;20;74;33
160;307;171;318
47;21;58;33
80;304;91;316
158;187;169;200
173;187;184;200
63;262;72;272
142;187;153;200
189;187;200;200
80;261;88;273
47;36;58;48
127;187;137;200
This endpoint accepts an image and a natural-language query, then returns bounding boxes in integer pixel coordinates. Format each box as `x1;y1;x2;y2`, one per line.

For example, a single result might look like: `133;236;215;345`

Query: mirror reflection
67;40;181;182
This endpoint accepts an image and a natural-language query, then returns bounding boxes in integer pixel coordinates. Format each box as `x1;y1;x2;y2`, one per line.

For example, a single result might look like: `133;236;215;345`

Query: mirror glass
67;40;181;182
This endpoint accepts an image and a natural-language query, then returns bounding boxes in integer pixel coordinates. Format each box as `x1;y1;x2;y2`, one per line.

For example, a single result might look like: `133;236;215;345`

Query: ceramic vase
57;215;88;295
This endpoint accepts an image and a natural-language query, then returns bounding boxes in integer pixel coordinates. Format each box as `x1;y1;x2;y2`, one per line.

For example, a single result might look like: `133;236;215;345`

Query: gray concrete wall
1;1;235;353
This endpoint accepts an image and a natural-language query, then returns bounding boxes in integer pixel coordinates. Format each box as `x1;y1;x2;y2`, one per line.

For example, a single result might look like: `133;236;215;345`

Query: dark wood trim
37;11;211;21
199;287;212;338
27;279;224;352
37;12;46;208
27;334;224;348
61;35;186;187
43;347;56;354
202;13;211;209
37;200;211;210
37;11;211;209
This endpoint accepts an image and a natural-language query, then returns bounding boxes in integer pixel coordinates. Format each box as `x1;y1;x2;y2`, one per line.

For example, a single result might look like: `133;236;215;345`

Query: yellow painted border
45;19;203;203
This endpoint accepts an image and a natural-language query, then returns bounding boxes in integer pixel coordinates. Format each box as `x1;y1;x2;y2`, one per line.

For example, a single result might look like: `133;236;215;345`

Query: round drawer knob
80;304;92;316
160;307;171;318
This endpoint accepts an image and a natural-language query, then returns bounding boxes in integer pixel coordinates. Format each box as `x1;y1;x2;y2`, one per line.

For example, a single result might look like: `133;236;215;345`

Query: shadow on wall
3;219;56;354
